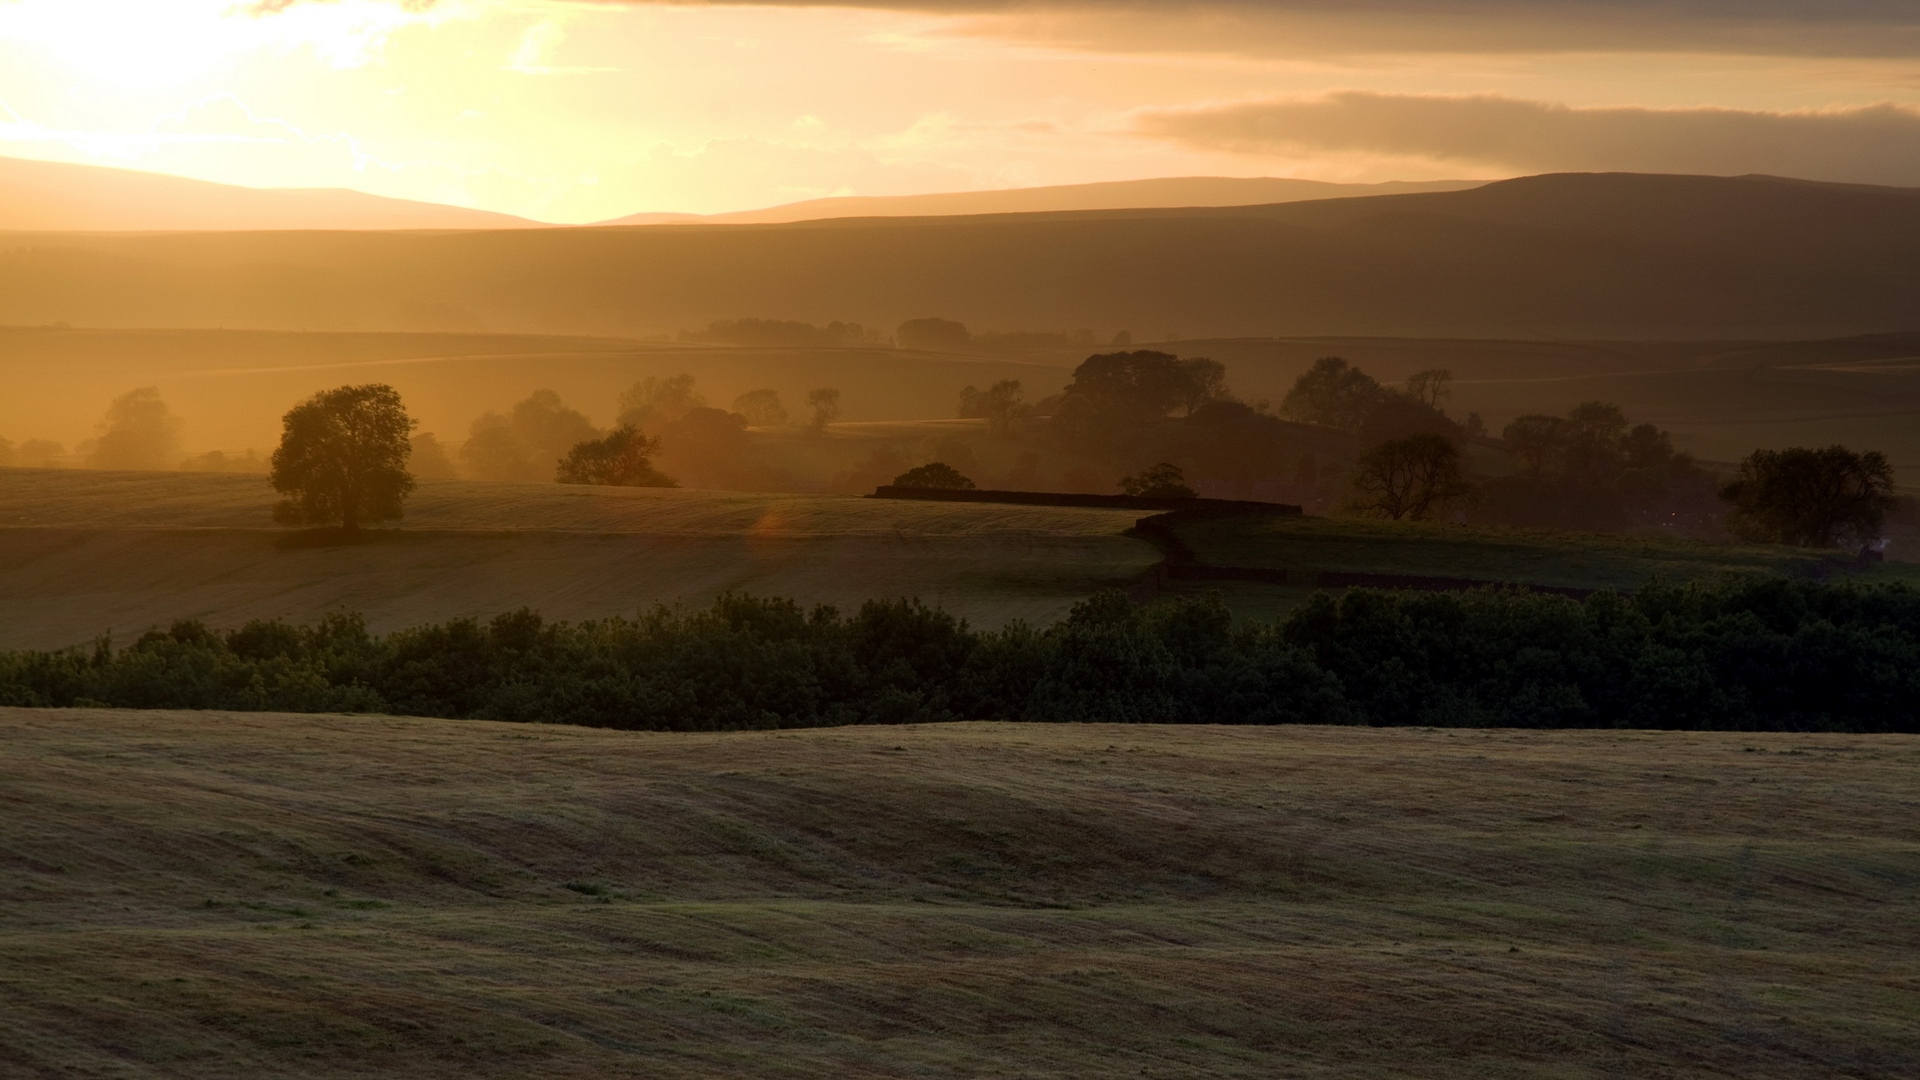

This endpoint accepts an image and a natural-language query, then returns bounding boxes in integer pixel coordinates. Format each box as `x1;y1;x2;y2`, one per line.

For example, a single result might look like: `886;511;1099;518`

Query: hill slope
0;154;538;231
601;175;1485;225
4;710;1916;1078
3;172;1915;339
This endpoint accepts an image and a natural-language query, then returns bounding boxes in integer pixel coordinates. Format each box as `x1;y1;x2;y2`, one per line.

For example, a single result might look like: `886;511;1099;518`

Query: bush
5;581;1916;733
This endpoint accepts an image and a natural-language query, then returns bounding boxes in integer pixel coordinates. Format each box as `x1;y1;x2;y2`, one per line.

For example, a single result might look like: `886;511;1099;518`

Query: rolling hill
2;172;1916;340
600;175;1485;225
0;154;538;232
4;709;1916;1077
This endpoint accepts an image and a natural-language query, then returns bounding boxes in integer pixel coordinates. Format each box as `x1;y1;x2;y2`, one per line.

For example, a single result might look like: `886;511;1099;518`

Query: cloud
497;1;1920;58
1136;93;1920;186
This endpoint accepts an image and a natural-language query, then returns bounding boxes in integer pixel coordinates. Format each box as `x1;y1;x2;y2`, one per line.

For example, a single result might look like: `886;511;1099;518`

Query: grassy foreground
3;709;1916;1077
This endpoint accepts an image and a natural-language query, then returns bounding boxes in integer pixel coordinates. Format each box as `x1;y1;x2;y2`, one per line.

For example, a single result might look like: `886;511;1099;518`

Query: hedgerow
2;578;1914;732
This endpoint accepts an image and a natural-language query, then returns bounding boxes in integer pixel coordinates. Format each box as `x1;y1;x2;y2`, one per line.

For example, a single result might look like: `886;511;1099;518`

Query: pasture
0;469;1154;649
2;709;1915;1077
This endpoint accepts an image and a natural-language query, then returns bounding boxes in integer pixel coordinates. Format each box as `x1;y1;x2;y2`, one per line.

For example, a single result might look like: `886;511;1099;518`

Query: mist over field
6;1;1920;1074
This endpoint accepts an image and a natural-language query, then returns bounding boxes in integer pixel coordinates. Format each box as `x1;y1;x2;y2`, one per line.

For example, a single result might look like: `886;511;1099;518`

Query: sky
0;0;1917;222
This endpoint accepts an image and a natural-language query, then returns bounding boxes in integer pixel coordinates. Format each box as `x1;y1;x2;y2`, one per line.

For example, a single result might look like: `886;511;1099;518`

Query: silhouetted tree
806;387;842;433
731;388;788;427
617;374;705;429
1720;445;1895;547
460;389;599;482
1119;462;1197;498
557;426;676;487
894;462;975;489
957;379;1030;433
88;387;179;470
1057;350;1227;427
1348;433;1473;521
1404;369;1453;409
269;384;415;532
1281;357;1389;432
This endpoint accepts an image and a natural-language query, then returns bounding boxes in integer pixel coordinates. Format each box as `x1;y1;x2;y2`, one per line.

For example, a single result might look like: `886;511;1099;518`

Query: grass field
2;708;1916;1078
1147;512;1920;620
8;466;1919;648
0;469;1155;648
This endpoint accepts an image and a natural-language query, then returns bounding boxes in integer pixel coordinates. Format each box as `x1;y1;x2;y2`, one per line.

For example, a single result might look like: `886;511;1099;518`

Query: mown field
2;709;1916;1078
0;470;1153;649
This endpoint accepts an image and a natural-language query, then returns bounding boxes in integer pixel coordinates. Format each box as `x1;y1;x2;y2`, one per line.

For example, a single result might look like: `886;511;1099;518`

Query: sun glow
0;0;441;88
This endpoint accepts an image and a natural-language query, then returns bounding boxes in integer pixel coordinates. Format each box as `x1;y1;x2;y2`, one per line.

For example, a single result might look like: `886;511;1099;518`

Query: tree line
4;578;1916;733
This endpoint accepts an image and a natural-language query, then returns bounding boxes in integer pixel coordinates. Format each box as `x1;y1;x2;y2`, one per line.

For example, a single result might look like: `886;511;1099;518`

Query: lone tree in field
893;462;975;490
556;426;677;487
1119;462;1197;498
1720;445;1895;547
806;387;842;434
269;384;415;532
1348;433;1474;521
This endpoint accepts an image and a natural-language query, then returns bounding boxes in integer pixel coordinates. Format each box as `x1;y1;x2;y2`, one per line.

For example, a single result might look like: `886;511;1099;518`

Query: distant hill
599;176;1486;225
4;172;1919;340
0;155;538;231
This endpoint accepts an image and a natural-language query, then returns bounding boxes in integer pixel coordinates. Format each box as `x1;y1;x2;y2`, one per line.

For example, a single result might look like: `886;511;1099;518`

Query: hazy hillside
0;155;538;232
601;175;1485;225
3;172;1915;339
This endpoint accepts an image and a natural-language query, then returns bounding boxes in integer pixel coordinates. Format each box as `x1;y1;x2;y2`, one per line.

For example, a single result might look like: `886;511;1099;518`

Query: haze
2;0;1917;221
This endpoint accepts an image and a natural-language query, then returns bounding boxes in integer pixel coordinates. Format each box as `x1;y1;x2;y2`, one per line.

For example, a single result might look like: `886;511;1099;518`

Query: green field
3;708;1915;1078
6;466;1917;649
0;469;1155;649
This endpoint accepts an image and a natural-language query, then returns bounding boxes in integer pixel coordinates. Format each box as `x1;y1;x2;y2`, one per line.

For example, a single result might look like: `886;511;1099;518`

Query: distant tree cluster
1281;357;1465;446
8;580;1919;733
1479;401;1704;530
1721;446;1895;548
681;319;871;348
898;317;1100;355
957;379;1031;433
557;427;675;488
892;462;976;490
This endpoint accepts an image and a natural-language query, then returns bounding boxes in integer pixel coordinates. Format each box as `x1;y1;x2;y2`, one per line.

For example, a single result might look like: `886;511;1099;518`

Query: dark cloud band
1138;92;1920;186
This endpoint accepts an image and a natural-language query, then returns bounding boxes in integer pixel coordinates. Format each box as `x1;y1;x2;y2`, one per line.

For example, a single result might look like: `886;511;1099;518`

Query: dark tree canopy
556;426;676;487
1281;357;1390;432
893;462;976;490
1119;462;1197;499
1348;433;1474;521
270;384;415;531
1720;445;1896;548
1059;350;1227;424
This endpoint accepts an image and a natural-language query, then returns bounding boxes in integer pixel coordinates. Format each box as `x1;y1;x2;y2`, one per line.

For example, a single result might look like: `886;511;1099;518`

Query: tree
806;387;842;433
459;389;599;482
897;317;973;352
557;426;676;487
731;388;788;427
1404;369;1453;409
1058;350;1226;424
1119;462;1197;498
1281;357;1394;432
1720;445;1896;547
87;387;180;470
269;384;415;531
1347;433;1473;521
893;462;975;489
617;374;705;429
957;379;1030;433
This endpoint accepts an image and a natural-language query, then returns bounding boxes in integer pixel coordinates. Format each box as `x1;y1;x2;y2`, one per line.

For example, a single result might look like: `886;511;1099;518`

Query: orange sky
0;0;1916;222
